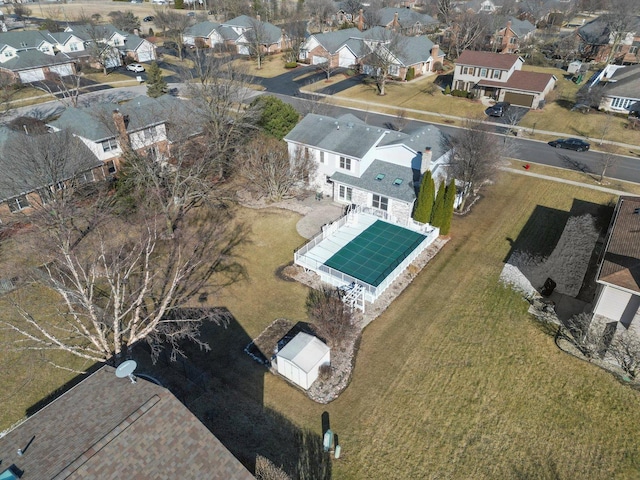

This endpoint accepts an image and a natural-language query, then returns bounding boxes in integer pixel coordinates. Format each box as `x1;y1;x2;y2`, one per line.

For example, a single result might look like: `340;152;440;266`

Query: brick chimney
431;44;439;70
112;109;130;152
421;146;432;175
357;9;364;31
393;11;399;29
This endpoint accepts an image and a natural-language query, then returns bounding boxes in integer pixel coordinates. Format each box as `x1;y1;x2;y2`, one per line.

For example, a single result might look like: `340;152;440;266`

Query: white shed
276;332;330;390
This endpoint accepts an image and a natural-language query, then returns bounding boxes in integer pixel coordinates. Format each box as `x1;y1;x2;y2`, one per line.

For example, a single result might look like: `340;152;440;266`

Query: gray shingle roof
578;15;640;45
507;16;535;37
331;159;417;203
311;28;362;53
396;36;436;66
185;20;221;38
376;7;438;27
0;50;73;70
0;127;102;201
380;124;446;161
0;30;52;50
50;94;186;142
0;366;253;479
284;113;387;159
602;64;640;100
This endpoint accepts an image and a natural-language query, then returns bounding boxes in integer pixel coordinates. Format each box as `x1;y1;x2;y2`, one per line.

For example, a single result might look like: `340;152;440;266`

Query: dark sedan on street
548;138;590;152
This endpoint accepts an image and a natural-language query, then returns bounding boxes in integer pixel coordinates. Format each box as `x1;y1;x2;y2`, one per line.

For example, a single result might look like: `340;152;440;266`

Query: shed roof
598;196;640;293
277;332;329;373
0;366;253;479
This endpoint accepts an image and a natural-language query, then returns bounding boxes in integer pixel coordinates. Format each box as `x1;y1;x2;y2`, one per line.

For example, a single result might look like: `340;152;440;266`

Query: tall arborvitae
413;171;435;223
440;178;457;235
431;181;446;228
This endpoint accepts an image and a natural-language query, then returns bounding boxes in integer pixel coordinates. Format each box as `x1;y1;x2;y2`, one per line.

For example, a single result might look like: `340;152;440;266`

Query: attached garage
312;55;328;65
503;91;535;108
49;64;74;77
276;332;330;390
594;285;636;321
337;47;356;68
18;68;45;83
136;47;156;63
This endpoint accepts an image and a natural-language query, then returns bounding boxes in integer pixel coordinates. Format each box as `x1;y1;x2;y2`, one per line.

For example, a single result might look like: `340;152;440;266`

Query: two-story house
0;30;76;82
66;25;157;64
302;27;443;80
453;50;556;108
367;8;439;35
577;15;640;65
492;17;536;54
593;64;640;114
284;113;451;226
183;15;287;55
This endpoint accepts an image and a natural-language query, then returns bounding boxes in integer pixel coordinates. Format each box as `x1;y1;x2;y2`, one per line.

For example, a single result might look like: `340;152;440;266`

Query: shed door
503;91;534;108
19;68;45;82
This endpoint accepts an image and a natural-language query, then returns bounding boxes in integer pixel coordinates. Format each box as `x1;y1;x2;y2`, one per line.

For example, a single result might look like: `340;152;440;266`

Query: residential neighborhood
1;0;640;478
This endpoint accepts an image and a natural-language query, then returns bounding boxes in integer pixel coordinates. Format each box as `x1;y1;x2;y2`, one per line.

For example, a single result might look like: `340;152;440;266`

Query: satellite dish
115;360;138;384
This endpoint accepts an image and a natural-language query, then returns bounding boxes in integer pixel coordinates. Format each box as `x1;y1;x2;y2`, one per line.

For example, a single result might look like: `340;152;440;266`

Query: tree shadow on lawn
133;308;331;479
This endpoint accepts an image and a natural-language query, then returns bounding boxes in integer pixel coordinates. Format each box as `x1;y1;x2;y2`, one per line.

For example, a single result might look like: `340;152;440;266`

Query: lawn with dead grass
231;53;289;78
3;176;640;478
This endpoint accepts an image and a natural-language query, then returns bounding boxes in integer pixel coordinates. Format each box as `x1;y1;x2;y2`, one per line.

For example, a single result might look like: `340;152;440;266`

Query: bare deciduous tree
446;11;488;59
183;54;259;179
154;9;192;60
315;50;339;80
12;4;31;28
596;145;619;183
3;213;245;365
603;0;638;64
608;330;640;379
305;0;335;31
244;17;272;70
83;25;122;75
282;17;308;63
562;312;601;359
365;30;407;96
238;134;316;201
441;119;506;208
306;286;356;347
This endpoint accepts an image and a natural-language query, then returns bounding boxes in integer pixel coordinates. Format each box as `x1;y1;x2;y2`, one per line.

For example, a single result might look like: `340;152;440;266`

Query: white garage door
19;68;45;83
312;55;328;65
237;45;249;55
50;64;73;76
137;49;155;63
338;53;354;68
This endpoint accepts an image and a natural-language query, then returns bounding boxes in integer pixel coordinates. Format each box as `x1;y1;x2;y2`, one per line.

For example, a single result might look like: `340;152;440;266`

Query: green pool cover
324;220;426;287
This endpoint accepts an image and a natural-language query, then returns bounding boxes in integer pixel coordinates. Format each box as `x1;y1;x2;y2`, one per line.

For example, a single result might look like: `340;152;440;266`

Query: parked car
143;16;154;22
187;11;196;16
484;102;510;117
547;138;590;152
126;63;145;73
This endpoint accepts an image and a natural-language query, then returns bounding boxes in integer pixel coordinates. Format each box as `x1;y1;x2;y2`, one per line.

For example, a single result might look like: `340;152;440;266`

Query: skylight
375;174;385;181
393;178;403;186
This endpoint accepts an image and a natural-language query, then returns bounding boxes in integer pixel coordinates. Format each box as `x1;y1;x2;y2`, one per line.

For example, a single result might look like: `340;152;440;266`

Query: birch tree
365;31;406;96
2;209;246;366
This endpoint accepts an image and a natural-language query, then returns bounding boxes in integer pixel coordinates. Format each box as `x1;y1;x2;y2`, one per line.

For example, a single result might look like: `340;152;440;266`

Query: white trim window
372;194;388;211
389;64;400;76
480;68;488;77
339;156;352;171
339;185;352;201
101;138;119;152
8;195;30;212
319;151;325;163
492;69;501;79
610;97;635;111
70;43;79;52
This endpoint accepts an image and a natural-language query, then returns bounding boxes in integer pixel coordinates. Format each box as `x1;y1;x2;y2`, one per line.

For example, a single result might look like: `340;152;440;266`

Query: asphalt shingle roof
598;196;640;293
376;7;438;27
1;49;73;70
185;21;221;38
578;15;640;45
397;36;437;66
456;50;522;69
284;113;387;159
0;366;253;479
506;16;535;37
0;30;52;50
331;159;417;203
478;70;555;93
602;64;640;100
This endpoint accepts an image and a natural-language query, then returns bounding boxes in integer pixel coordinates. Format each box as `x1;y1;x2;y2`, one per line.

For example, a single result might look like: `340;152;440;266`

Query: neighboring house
49;94;184;169
183;16;287;55
0;127;111;222
594;64;640;114
593;196;640;336
284;113;451;226
0;30;76;82
370;8;439;35
577;15;640;65
301;27;443;79
66;25;157;63
492;17;536;54
0;366;253;479
453;50;556;108
458;0;506;14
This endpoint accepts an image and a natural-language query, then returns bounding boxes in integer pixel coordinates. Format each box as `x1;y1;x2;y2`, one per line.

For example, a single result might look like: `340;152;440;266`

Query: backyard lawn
2;173;640;479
